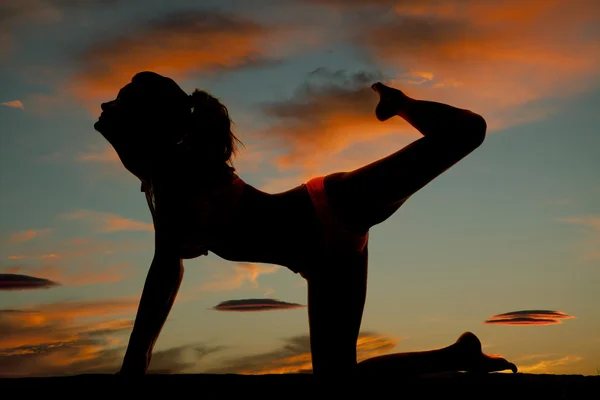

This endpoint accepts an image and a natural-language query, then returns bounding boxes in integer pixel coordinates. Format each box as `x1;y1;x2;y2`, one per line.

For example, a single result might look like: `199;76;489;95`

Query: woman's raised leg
324;83;488;234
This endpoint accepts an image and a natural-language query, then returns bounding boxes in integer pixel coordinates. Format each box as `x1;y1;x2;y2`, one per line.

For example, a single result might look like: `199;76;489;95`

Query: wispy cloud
559;216;600;231
0;295;138;377
3;228;50;245
1;100;23;109
484;310;576;326
0;291;227;377
76;145;120;163
61;210;153;233
517;355;584;374
146;344;227;374
558;216;600;261
0;273;58;290
4;236;151;261
203;332;398;374
199;263;280;293
212;298;305;312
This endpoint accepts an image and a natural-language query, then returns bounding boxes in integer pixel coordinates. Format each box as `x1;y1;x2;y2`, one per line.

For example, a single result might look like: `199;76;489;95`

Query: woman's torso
208;182;323;273
148;166;323;273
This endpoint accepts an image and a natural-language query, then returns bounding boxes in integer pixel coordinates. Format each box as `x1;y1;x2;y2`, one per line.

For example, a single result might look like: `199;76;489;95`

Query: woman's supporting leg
324;83;487;234
307;247;369;376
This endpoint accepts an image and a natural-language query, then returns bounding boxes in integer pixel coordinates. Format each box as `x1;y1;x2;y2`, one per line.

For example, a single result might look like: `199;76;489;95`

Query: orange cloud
517;355;584;374
301;0;600;133
204;332;398;374
248;0;599;177
76;145;120;163
199;263;280;293
3;228;50;245
61;210;153;233
258;68;413;173
69;10;302;111
559;217;600;232
0;295;138;376
357;0;600;129
213;298;305;312
1;100;24;109
0;295;227;376
484;310;576;326
256;128;415;192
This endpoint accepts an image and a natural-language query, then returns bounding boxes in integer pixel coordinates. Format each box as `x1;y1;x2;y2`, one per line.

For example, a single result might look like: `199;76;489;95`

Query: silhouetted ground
3;372;599;399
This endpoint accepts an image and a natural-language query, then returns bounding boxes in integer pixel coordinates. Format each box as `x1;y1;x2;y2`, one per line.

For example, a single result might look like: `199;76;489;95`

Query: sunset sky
1;0;599;377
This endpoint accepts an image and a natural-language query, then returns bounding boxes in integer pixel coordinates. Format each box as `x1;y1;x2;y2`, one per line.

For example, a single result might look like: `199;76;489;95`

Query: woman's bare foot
452;332;518;374
371;82;411;121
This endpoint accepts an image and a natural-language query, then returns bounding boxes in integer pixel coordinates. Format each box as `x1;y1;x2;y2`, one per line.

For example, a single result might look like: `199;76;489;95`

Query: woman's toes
371;82;384;93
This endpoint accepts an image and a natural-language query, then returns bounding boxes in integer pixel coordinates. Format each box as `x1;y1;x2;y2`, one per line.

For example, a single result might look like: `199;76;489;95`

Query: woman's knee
463;112;487;149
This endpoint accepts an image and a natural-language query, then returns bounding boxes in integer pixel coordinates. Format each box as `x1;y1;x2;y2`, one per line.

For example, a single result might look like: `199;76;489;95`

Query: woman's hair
130;71;244;172
187;88;243;171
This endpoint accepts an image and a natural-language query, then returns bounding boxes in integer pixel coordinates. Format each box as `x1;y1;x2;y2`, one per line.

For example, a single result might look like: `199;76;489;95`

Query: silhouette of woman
94;71;517;376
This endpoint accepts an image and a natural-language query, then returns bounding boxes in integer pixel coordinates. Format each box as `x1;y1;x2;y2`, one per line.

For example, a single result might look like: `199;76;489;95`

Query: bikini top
141;174;246;258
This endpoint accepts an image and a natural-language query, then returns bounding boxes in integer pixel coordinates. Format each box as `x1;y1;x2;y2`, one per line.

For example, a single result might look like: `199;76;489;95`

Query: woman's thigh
323;134;482;233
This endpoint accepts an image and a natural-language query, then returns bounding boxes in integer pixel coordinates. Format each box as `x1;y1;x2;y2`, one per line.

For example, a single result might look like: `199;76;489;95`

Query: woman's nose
101;101;117;112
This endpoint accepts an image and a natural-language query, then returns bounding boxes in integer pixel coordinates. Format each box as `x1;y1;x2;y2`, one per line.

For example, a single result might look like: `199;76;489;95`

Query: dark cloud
213;298;305;312
364;16;475;57
304;0;396;5
0;274;59;290
0;0;119;28
484;310;576;326
204;332;397;374
261;67;384;122
209;55;283;76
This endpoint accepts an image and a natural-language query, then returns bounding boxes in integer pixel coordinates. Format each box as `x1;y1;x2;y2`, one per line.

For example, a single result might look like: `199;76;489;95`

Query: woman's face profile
94;83;133;136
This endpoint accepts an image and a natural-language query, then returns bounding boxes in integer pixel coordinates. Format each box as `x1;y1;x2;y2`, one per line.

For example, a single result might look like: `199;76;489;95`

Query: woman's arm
120;254;183;374
120;179;184;375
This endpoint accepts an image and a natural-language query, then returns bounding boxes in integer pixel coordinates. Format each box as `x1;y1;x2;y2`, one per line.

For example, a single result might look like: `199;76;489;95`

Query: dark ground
3;372;599;399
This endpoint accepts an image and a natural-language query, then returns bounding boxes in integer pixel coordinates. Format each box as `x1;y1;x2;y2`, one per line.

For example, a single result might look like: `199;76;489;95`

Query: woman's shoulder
149;159;240;196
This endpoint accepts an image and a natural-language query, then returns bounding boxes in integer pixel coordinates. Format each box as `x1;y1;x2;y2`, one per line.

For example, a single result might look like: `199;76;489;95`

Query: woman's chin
94;119;111;133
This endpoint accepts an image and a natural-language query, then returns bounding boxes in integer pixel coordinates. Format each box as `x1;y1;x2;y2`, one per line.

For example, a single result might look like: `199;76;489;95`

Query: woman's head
94;71;242;169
